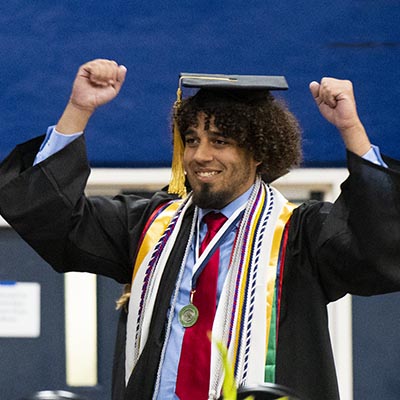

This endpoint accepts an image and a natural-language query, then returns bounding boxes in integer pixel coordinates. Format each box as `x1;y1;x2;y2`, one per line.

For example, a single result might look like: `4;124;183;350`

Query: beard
191;182;234;209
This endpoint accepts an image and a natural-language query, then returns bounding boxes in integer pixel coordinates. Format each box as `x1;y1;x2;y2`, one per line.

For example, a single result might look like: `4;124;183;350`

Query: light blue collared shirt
33;126;83;165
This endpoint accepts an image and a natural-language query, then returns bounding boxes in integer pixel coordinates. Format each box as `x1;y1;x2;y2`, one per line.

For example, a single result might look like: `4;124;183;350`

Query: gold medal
179;303;199;327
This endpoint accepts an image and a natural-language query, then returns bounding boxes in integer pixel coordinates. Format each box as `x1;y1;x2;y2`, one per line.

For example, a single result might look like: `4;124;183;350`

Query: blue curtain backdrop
1;1;400;168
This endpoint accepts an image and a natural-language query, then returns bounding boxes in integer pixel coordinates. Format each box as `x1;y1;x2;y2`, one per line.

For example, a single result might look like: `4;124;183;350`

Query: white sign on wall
0;282;40;337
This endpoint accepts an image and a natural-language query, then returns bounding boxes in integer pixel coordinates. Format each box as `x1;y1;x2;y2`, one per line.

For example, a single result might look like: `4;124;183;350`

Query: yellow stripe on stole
233;189;266;364
131;201;183;283
231;195;296;369
264;201;296;354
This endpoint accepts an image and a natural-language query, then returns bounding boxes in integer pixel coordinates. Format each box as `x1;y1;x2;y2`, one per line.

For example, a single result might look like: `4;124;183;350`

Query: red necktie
176;212;227;400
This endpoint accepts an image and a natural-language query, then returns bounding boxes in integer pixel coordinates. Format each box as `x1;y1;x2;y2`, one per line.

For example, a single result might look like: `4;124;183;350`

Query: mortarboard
179;73;288;91
168;73;289;198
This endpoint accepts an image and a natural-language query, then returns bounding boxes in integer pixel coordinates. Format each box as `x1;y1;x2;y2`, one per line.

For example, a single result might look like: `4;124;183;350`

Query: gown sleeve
0;135;172;283
312;151;400;301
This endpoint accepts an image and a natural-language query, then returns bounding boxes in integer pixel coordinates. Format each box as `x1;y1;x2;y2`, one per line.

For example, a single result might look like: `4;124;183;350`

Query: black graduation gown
1;135;400;400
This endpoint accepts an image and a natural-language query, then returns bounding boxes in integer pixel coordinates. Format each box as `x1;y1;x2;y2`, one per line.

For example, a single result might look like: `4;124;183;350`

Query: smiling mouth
196;171;220;178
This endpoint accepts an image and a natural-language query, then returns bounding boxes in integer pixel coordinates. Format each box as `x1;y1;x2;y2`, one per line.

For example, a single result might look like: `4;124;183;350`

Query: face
183;113;260;209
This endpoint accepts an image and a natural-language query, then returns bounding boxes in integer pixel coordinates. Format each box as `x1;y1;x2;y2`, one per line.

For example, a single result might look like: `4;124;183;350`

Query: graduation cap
168;73;289;198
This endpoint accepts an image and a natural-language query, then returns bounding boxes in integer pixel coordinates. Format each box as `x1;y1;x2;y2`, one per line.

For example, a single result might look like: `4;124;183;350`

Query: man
1;59;400;400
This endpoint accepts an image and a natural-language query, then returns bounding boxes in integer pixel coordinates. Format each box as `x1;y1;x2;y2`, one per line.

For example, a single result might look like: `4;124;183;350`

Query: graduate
1;59;400;400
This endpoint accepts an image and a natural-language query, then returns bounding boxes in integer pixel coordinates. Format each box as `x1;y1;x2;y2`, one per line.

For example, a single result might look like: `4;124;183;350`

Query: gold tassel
168;87;187;198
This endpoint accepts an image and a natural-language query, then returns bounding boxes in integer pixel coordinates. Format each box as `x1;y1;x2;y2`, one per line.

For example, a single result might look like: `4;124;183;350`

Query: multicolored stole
125;178;297;398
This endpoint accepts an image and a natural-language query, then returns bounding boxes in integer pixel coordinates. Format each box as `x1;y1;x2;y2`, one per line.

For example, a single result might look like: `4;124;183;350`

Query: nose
192;141;214;163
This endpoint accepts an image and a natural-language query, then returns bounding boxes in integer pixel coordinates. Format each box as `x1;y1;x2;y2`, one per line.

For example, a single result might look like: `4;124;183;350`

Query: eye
211;136;233;147
213;139;228;146
184;136;199;146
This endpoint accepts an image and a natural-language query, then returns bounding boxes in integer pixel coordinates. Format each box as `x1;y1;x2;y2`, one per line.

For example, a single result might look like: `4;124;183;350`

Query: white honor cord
192;204;246;280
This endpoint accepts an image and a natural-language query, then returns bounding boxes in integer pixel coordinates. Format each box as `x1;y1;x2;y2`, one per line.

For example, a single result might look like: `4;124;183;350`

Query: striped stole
125;181;297;398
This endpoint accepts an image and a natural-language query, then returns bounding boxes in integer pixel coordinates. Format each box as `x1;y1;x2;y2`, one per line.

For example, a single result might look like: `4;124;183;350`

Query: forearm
337;120;371;156
55;100;94;134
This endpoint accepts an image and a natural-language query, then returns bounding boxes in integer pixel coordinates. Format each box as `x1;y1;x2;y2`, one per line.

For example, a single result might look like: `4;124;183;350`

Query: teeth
197;171;218;177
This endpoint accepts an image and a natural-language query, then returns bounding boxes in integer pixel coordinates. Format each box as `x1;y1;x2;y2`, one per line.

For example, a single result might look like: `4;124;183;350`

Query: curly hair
174;88;302;182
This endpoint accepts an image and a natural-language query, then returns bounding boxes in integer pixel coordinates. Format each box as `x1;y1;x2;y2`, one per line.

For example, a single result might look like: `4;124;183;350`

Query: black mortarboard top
169;73;289;198
179;72;288;91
